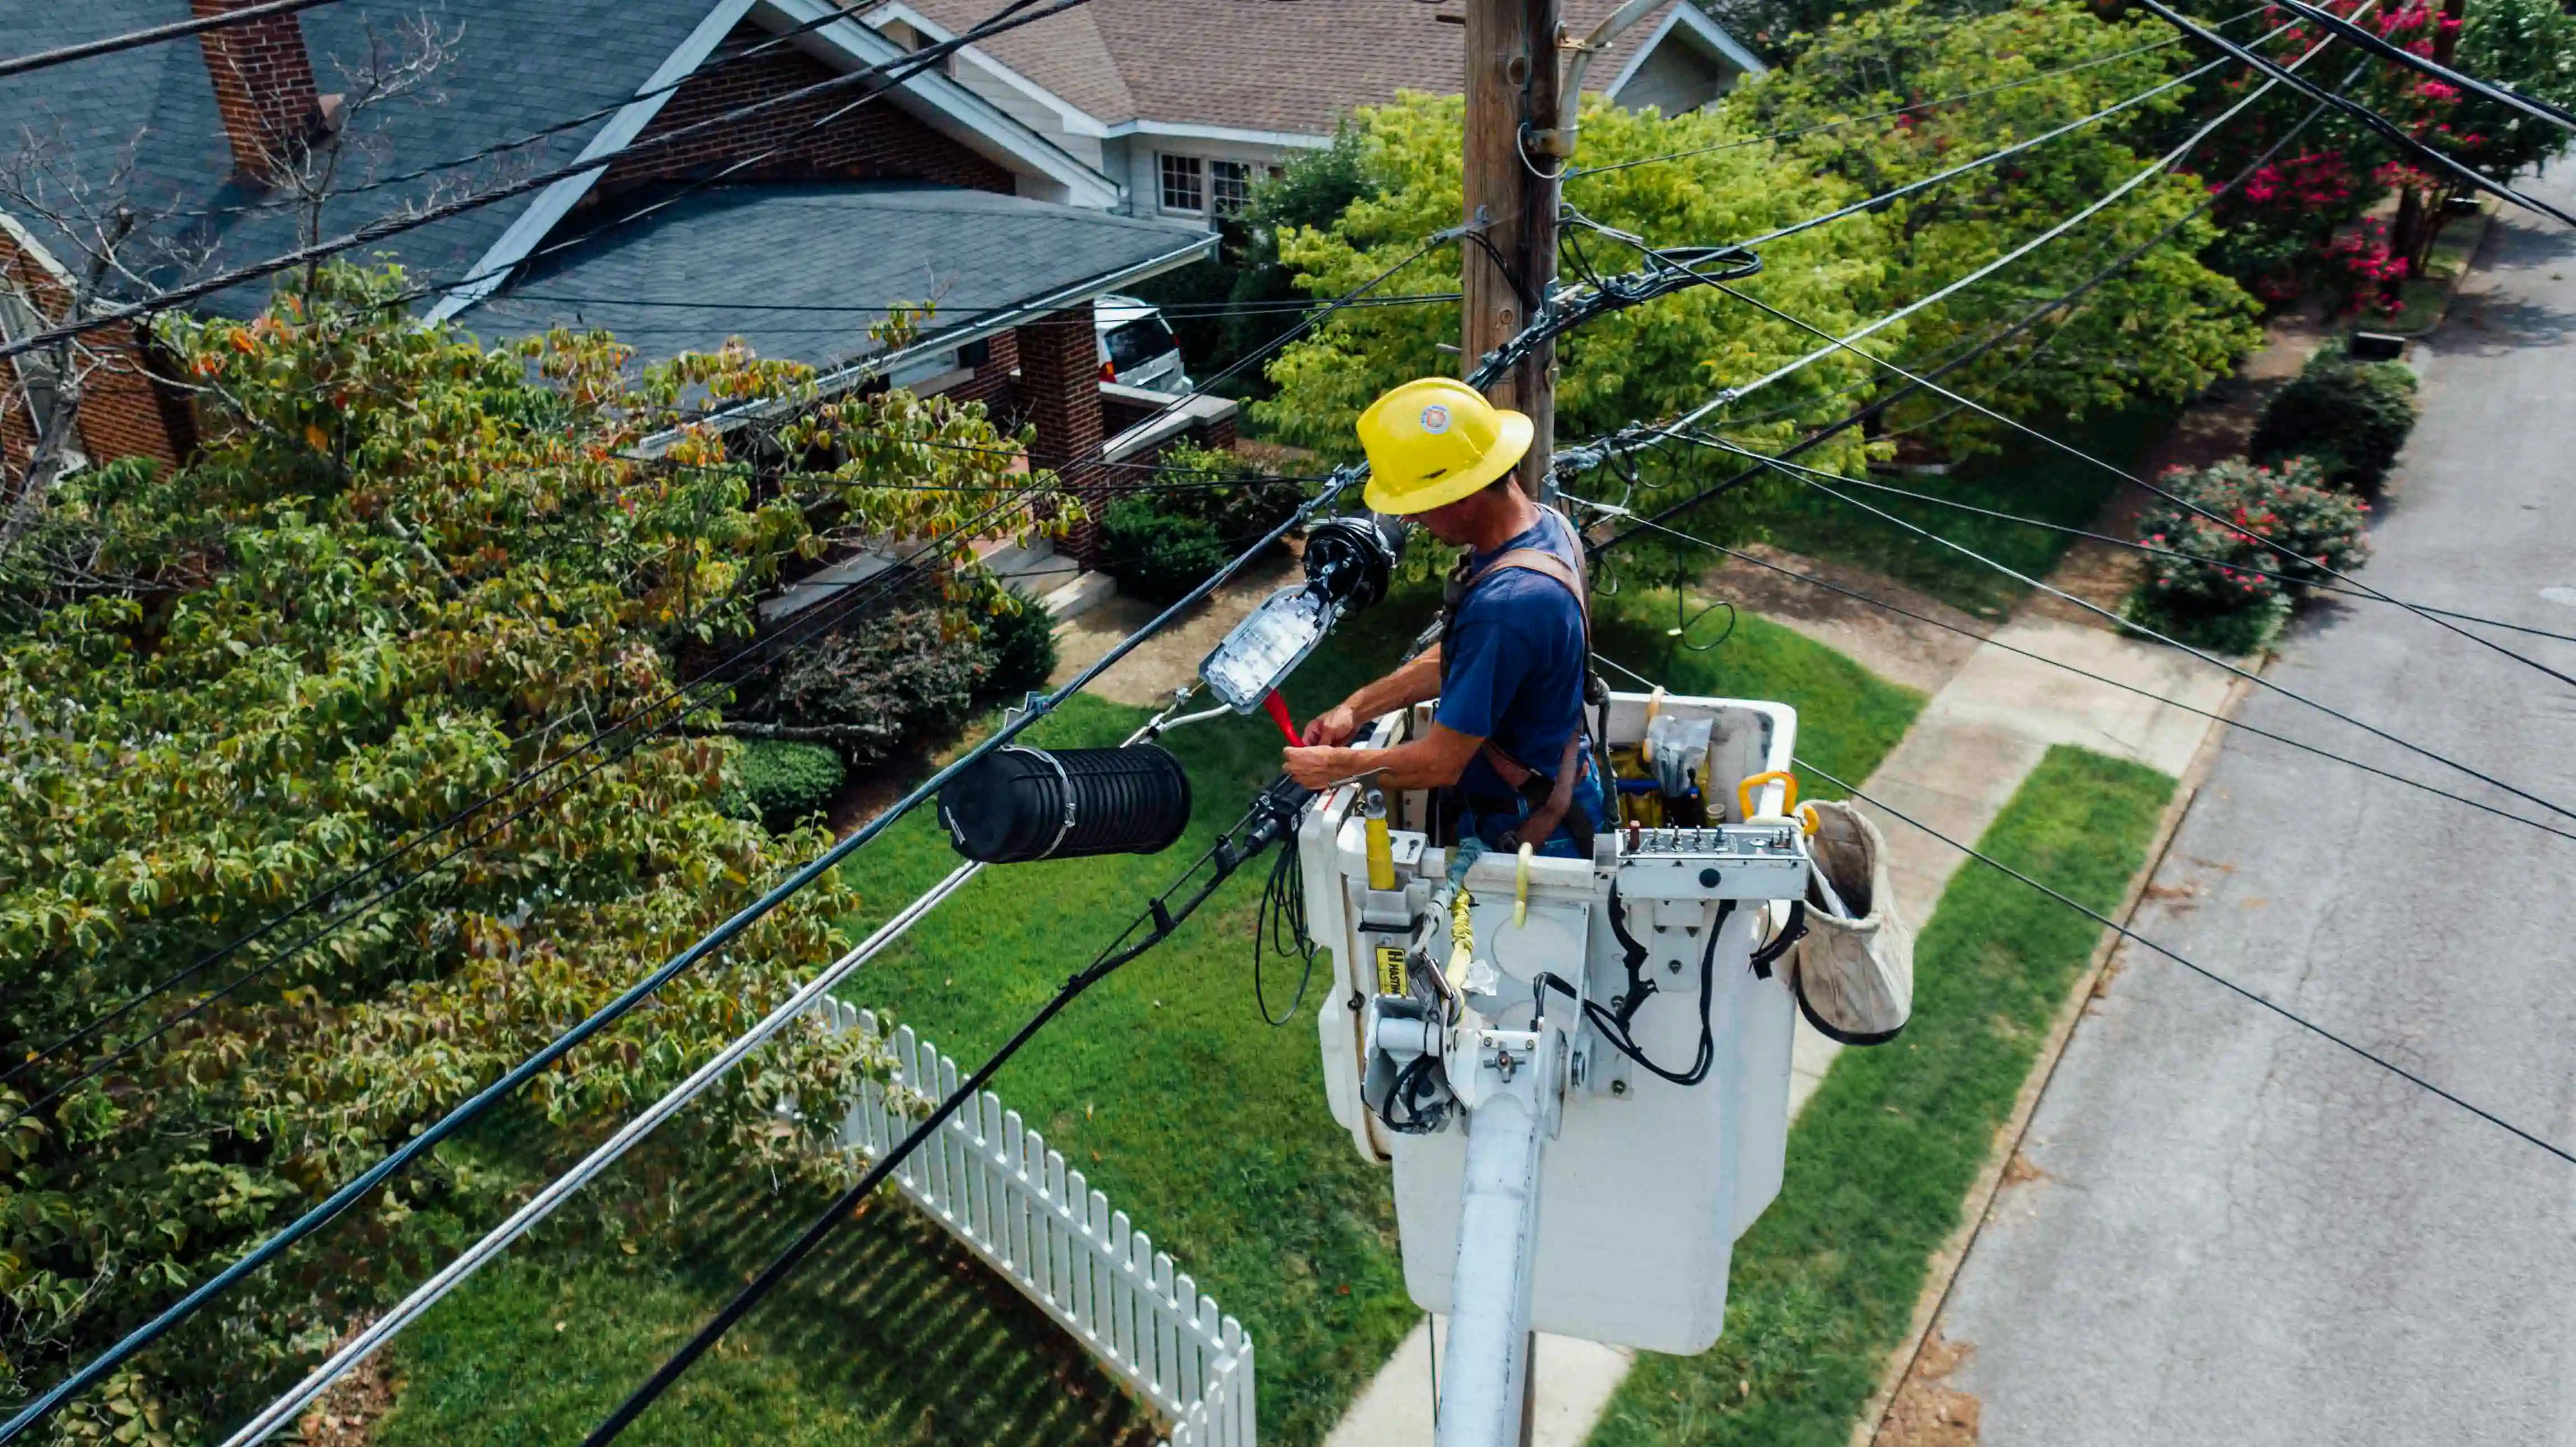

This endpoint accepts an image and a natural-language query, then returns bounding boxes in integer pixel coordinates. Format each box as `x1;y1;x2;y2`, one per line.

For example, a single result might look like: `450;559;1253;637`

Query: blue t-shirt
1435;508;1588;801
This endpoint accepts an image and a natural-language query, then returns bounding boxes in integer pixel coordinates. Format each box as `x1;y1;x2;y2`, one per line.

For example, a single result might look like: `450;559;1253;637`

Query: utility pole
1461;0;1562;498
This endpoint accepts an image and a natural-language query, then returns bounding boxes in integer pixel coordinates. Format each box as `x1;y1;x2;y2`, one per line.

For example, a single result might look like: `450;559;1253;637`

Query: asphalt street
1933;169;2576;1443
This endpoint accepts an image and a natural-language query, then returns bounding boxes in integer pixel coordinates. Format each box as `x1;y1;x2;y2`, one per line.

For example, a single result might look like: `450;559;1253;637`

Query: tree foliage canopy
0;265;1044;1434
1251;0;2260;573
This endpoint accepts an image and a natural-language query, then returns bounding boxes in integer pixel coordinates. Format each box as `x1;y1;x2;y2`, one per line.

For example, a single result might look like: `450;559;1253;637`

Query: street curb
1847;670;2256;1447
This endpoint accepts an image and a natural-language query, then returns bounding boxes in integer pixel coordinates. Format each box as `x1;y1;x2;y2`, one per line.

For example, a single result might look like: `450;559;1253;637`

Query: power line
581;780;1310;1444
497;291;1462;318
167;1;981;223
1782;751;2576;1167
1586;507;2576;846
213;858;991;1447
0;0;344;81
0;529;983;1131
2135;0;2576;230
1697;270;2576;694
2267;0;2576;134
1664;10;2345;431
0;0;1083;367
1560;4;2272;183
1683;429;2576;826
0;214;1435;1440
1828;472;2576;645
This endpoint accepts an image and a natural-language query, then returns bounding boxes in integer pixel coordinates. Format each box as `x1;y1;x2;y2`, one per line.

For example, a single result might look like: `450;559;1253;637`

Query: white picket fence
813;998;1257;1447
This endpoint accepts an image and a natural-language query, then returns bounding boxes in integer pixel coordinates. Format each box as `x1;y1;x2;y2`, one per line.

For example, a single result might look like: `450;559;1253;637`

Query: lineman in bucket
1282;377;1607;861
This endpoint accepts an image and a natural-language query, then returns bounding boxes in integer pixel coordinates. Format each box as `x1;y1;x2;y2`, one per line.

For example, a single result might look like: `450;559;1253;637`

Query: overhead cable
1784;752;2576;1167
1669;11;2348;432
0;0;1082;367
2266;0;2576;133
213;861;988;1447
1587;508;2576;846
581;780;1313;1444
1829;472;2576;645
0;0;344;81
1686;431;2576;825
1698;271;2576;693
1560;3;2271;182
2134;0;2576;228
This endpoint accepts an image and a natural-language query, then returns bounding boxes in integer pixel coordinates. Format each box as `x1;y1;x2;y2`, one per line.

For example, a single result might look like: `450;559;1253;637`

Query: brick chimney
192;0;325;181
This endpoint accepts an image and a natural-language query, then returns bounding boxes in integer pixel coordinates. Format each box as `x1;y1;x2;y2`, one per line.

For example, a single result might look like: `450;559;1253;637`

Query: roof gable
884;0;1758;137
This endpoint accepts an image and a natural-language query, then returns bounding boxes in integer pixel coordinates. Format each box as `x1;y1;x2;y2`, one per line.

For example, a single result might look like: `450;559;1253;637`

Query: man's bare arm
1300;646;1444;746
1282;721;1482;792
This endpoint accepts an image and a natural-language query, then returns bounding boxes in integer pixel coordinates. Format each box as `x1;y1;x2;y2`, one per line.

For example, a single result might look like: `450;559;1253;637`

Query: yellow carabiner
1738;769;1799;823
1514;842;1534;928
1794;801;1822;837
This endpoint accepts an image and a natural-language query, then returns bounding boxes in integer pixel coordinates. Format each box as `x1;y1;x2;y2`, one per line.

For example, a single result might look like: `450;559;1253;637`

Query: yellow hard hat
1357;377;1533;515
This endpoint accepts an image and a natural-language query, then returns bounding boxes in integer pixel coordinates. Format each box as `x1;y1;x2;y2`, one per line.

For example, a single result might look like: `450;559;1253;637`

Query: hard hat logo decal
1419;403;1452;435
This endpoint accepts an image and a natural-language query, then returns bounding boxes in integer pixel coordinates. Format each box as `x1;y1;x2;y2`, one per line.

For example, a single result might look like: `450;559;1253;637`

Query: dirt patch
1874;1330;1982;1447
1999;1149;2048;1187
1697;542;1988;696
297;1316;397;1446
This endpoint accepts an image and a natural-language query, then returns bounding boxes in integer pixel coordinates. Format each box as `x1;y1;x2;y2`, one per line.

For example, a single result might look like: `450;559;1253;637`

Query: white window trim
1156;153;1206;217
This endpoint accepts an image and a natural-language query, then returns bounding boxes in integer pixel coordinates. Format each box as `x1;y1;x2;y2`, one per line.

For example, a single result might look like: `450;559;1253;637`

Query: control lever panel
1614;824;1810;902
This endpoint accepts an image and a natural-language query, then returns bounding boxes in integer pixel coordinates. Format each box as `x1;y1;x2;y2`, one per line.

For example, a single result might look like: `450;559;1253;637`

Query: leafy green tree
1738;1;2262;450
1254;0;2258;572
0;265;1049;1432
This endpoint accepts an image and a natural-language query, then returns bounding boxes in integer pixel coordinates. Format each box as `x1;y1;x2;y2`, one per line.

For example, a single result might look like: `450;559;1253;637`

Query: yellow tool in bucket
1362;788;1396;891
1737;769;1806;827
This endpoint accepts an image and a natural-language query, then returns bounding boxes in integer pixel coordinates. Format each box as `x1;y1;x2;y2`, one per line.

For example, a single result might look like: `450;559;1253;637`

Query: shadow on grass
1752;406;2178;619
377;1160;1158;1447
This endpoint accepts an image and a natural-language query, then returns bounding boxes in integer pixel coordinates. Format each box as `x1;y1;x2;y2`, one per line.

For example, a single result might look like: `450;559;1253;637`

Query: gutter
633;228;1215;455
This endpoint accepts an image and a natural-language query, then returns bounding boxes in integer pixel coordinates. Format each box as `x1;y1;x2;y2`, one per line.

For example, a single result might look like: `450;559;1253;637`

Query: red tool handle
1262;689;1301;745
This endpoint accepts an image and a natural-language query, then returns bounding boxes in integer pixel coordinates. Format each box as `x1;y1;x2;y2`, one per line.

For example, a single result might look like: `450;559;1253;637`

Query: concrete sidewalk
1323;612;2237;1447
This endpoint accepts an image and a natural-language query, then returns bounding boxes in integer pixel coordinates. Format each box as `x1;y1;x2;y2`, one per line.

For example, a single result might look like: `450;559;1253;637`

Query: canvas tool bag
1788;799;1914;1045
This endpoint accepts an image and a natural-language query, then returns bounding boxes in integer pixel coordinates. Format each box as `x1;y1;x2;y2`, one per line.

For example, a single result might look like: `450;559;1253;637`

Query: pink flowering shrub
2134;456;2373;616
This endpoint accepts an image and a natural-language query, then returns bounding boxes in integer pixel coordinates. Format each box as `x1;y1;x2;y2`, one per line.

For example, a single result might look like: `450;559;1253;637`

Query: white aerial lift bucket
1299;690;1809;1385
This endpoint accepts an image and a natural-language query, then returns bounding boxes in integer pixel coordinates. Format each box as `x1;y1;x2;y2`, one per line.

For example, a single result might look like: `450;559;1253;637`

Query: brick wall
605;24;1014;195
1015;303;1105;561
1;230;186;491
937;328;1019;416
190;0;325;180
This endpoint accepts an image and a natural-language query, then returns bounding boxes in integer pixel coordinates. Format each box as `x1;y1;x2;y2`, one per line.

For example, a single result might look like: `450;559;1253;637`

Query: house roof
477;182;1211;372
884;0;1753;138
0;0;710;312
0;0;1123;326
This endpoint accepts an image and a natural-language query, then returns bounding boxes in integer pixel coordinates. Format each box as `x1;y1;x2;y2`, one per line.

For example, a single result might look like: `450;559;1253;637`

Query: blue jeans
1452;749;1608;881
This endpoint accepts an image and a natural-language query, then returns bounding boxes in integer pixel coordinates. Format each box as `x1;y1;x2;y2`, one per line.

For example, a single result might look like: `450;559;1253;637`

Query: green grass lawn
372;583;1925;1447
1585;745;2176;1446
1751;405;2172;619
375;1168;1158;1447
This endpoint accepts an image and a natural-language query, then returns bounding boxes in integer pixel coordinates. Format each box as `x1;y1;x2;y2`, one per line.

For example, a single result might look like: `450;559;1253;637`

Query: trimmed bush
731;740;845;825
2126;456;2370;651
1154;441;1308;540
977;589;1059;702
1099;496;1231;604
2249;347;2419;491
748;607;988;768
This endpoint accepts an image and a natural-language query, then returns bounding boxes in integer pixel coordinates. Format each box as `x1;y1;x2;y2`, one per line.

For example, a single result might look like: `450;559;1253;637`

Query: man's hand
1301;703;1361;747
1282;744;1355;791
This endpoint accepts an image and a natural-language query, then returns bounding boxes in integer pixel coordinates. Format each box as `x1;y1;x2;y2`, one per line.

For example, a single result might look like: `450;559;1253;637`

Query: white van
1094;293;1192;394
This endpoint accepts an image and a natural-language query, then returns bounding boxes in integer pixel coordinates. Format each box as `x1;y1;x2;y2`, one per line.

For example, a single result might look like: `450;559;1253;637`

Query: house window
1210;160;1254;217
1158;153;1205;214
0;285;64;444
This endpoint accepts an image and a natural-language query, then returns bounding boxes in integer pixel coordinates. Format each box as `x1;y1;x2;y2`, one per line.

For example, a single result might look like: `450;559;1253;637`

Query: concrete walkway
1324;611;2238;1447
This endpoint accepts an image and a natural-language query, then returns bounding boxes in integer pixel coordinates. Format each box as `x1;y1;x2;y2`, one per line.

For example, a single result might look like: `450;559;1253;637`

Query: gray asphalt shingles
482;182;1208;367
0;0;708;311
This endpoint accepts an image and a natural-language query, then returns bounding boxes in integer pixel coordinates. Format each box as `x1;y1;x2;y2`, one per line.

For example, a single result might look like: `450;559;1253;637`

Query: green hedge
2250;347;2419;491
1099;497;1233;604
727;740;845;825
976;590;1059;703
